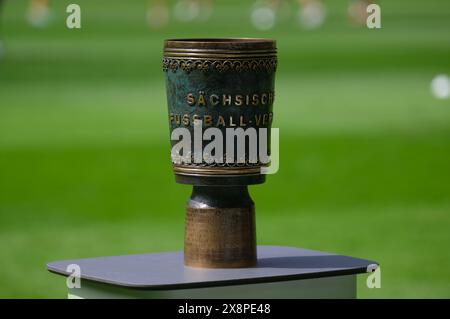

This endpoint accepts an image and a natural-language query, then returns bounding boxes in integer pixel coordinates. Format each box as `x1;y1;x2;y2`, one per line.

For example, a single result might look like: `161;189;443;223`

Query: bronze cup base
184;186;257;268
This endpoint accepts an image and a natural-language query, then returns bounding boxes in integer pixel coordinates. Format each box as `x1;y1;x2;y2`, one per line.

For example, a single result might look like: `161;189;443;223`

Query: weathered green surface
163;45;276;185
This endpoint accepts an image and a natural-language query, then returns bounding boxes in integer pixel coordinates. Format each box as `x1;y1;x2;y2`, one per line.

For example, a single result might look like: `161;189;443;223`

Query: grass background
0;0;449;298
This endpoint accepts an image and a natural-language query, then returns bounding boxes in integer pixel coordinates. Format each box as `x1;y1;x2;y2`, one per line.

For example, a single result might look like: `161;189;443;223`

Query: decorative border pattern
172;154;270;167
172;161;269;177
162;57;277;74
173;162;267;167
173;165;263;177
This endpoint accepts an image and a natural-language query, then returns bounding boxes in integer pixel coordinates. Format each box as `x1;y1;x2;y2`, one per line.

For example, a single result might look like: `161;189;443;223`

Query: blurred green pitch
0;0;449;298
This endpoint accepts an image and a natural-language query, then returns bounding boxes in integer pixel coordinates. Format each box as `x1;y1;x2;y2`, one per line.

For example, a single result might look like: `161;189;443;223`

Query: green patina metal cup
163;38;277;268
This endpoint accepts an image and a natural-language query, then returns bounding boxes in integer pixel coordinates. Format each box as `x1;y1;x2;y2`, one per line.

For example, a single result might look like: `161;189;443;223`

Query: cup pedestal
47;246;377;299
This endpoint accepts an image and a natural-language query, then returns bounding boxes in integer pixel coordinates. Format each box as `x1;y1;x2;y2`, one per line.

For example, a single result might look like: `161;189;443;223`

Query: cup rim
164;38;276;51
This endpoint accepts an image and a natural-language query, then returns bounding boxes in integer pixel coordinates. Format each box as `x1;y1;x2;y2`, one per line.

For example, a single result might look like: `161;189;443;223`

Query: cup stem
184;186;257;268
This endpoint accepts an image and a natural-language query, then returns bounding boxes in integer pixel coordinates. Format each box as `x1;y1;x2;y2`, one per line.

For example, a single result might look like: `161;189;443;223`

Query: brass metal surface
163;38;277;74
173;165;263;176
164;38;276;51
184;205;256;268
183;185;257;268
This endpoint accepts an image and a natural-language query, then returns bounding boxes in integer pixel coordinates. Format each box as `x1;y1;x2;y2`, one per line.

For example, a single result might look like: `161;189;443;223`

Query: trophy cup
163;38;277;268
47;38;378;299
